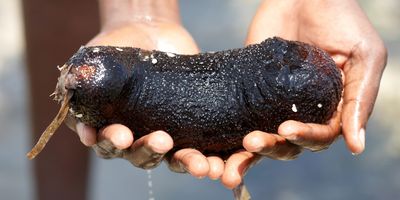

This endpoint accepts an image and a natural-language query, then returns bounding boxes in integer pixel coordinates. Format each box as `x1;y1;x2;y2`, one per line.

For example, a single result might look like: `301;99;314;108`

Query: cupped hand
69;20;202;169
220;0;387;188
246;0;387;154
70;19;232;182
71;17;295;189
65;0;234;184
74;21;230;180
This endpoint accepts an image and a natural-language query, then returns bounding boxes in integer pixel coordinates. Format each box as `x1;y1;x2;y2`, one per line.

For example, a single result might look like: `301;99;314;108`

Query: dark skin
74;0;387;189
245;0;387;154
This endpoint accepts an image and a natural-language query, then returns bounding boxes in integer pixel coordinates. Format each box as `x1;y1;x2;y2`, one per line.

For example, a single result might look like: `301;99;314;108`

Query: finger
206;156;224;180
278;121;339;152
276;70;342;152
76;122;97;146
341;42;387;154
92;139;124;159
221;151;259;189
167;148;209;178
125;130;173;169
92;124;133;159
98;124;134;150
243;131;302;160
245;0;299;45
278;106;342;152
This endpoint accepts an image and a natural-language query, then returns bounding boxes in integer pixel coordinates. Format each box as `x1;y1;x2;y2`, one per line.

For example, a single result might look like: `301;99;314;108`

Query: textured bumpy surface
63;37;342;158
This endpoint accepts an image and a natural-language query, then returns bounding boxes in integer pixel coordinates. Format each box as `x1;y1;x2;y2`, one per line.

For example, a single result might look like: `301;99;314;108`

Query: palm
246;0;386;154
87;23;199;54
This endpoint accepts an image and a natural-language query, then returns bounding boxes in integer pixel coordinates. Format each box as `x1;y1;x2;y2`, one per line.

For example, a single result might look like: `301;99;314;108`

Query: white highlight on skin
359;128;365;150
351;129;366;156
292;104;298;112
115;47;123;51
92;48;100;53
317;103;323;108
156;40;182;54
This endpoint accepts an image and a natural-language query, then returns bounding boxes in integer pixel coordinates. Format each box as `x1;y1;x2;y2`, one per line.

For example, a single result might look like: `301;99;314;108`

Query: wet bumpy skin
63;37;343;158
28;37;342;159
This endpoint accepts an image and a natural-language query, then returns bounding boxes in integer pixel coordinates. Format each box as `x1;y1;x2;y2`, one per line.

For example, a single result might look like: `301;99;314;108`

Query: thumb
341;41;386;154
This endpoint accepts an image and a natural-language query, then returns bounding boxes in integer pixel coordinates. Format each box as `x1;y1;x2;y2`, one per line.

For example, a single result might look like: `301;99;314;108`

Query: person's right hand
68;0;228;180
71;20;201;167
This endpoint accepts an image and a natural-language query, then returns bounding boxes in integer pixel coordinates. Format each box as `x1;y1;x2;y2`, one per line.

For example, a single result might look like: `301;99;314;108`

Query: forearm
98;0;181;31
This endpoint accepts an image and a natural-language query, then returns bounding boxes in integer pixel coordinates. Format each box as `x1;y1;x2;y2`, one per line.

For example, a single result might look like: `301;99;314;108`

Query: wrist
98;0;181;31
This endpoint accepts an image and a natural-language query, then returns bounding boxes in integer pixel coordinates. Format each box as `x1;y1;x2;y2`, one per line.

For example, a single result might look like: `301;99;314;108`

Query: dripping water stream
147;170;155;200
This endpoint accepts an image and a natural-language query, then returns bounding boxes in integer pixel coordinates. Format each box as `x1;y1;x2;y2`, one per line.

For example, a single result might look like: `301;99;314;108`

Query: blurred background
0;0;399;199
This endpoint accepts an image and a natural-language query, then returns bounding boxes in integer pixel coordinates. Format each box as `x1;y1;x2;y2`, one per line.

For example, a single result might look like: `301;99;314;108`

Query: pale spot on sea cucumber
317;103;323;108
292;104;298;112
115;47;123;52
92;48;100;53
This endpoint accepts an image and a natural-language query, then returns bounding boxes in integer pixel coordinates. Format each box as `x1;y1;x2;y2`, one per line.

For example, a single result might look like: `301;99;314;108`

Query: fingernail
281;133;297;141
76;123;86;142
76;123;83;134
358;128;365;150
209;176;220;181
279;127;297;140
178;161;188;173
351;128;365;156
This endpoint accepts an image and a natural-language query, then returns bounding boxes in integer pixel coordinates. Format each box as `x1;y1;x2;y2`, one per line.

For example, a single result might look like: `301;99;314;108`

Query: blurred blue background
0;0;399;199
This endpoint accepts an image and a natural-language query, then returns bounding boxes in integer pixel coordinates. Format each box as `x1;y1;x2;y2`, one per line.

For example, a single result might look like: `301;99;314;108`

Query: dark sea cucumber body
65;37;342;157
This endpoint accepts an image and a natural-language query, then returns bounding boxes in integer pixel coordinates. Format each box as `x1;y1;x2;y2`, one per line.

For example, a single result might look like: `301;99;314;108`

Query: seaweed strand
26;92;72;159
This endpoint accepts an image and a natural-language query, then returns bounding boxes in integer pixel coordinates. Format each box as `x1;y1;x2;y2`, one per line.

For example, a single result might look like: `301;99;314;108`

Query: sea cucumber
27;37;342;159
